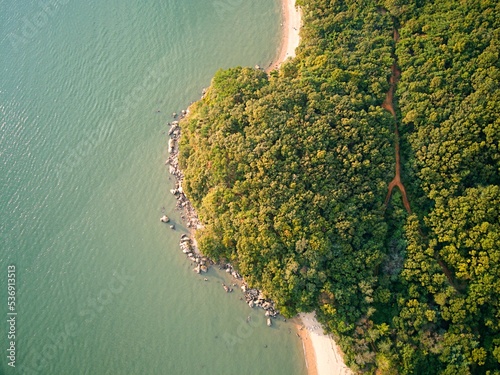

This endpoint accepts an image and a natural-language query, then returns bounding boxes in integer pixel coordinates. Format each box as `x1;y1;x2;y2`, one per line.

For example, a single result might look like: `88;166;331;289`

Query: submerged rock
222;283;232;293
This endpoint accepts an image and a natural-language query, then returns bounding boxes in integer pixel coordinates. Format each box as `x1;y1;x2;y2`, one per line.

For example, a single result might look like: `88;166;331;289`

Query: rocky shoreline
163;106;280;326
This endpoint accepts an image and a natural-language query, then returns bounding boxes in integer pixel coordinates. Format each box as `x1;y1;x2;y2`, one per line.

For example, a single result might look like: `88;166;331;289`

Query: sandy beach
267;0;302;71
296;312;353;375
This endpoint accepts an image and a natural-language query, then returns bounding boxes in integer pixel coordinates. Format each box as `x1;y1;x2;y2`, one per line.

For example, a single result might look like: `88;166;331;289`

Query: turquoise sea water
0;0;307;374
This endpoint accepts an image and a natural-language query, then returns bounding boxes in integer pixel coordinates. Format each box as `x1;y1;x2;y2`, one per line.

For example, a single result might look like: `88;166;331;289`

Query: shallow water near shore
0;0;306;374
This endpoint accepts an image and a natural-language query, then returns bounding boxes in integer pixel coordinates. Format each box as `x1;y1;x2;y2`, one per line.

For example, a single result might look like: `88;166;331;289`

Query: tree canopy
179;0;500;373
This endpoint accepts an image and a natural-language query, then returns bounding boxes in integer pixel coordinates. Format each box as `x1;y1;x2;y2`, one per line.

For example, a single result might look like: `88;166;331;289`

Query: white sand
282;0;302;60
298;312;353;375
267;0;302;71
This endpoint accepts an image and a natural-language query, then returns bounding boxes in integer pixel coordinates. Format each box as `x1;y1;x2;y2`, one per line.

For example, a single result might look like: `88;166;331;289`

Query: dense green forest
179;0;500;373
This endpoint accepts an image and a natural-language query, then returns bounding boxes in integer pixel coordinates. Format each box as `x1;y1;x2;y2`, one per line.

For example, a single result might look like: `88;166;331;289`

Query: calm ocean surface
0;0;306;374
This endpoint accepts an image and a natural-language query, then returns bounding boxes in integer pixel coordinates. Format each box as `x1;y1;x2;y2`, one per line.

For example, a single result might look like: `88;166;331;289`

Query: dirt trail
383;29;411;214
381;28;464;292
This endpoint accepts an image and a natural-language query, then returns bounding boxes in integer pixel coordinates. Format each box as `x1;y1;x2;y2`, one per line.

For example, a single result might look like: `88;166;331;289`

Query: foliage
179;0;500;373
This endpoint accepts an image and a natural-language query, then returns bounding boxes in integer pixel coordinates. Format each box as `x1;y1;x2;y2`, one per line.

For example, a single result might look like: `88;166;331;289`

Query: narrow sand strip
298;313;353;375
267;0;302;71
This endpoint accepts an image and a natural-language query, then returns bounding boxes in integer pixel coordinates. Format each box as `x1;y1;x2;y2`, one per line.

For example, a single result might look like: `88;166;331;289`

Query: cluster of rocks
242;285;279;319
160;215;175;229
221;283;233;293
165;114;202;231
219;264;277;326
165;106;279;327
180;234;211;274
221;263;243;280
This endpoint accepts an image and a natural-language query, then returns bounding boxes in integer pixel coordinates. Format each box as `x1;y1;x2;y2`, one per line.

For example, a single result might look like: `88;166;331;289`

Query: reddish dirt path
382;28;463;292
383;29;411;214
